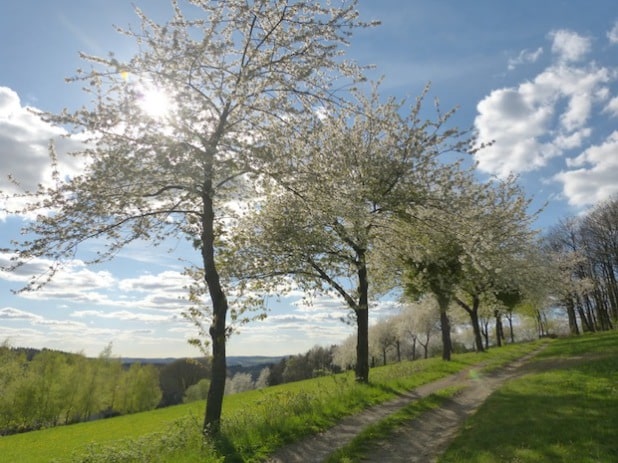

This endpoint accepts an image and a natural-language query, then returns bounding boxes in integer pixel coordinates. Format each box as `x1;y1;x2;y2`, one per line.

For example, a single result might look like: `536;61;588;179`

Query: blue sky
1;1;617;358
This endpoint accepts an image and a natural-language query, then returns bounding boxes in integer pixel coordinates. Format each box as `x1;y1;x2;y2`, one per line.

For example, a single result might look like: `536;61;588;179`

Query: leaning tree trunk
201;191;228;435
455;296;484;352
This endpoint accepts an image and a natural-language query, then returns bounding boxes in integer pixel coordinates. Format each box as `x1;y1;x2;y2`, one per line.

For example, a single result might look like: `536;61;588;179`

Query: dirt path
266;348;545;463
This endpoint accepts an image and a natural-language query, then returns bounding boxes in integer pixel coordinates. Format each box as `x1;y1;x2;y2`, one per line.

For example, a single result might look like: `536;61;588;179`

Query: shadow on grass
540;330;618;358
441;357;618;462
367;381;403;396
211;432;245;463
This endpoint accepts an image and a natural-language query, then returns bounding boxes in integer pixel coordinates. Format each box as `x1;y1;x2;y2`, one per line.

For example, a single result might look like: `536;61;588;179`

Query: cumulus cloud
549;29;592;63
603;96;618;116
0;86;86;219
1;253;197;317
5;257;116;303
475;87;557;177
607;21;618;44
474;28;617;207
508;47;543;70
554;131;618;206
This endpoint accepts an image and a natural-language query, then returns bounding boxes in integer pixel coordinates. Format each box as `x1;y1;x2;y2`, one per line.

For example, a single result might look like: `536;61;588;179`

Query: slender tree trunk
396;340;401;363
536;309;546;338
438;295;452;361
201;192;228;435
579;294;597;331
506;310;515;343
482;320;489;348
577;306;591;332
565;298;580;335
605;265;618;321
494;310;504;347
455;296;484;352
355;306;369;382
355;253;370;383
421;339;429;359
594;288;612;331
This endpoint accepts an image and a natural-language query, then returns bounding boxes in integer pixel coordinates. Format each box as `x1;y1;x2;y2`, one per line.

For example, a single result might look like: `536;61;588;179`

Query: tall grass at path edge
0;340;544;463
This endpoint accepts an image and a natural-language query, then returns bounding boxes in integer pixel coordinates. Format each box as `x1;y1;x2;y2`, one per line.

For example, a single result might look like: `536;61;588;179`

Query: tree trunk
355;253;370;383
482;320;489;348
576;301;594;332
438;296;452;361
421;340;429;359
565;298;580;335
455;296;484;352
201;192;228;435
355;307;369;382
396;340;401;363
494;310;504;347
583;295;598;331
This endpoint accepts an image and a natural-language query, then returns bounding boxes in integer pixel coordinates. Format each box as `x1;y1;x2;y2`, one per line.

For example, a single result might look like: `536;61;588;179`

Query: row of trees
1;0;590;434
0;344;161;435
543;197;618;334
1;0;378;434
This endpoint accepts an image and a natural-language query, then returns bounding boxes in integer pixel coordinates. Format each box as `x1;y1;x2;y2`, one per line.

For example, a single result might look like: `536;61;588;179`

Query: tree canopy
1;0;375;433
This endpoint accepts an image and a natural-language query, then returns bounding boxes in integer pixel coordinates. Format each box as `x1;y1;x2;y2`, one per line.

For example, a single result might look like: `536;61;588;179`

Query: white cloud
553;128;592;150
118;270;189;293
508;47;543;70
0;307;41;321
1;253;193;312
603;96;618;116
8;258;117;304
474;48;614;178
474;86;558;177
71;309;171;323
0;306;87;329
554;131;618;206
549;29;592;63
607;21;618;44
0;86;86;219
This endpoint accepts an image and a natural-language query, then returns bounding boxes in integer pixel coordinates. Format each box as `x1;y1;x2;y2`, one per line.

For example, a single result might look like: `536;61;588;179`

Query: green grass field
439;331;618;463
3;334;609;463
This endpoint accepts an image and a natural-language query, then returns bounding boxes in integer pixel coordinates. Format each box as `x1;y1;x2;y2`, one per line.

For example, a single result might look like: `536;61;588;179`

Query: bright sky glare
1;0;617;358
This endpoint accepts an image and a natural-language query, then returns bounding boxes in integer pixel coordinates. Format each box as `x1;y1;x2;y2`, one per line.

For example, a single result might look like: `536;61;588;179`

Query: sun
119;70;175;120
137;83;173;119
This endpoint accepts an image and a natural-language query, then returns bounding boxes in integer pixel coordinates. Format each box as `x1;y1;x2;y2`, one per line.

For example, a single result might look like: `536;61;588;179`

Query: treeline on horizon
0;344;162;435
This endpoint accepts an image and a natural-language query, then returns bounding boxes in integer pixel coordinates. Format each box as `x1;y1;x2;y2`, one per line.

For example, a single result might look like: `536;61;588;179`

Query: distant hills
121;355;286;367
7;346;286;369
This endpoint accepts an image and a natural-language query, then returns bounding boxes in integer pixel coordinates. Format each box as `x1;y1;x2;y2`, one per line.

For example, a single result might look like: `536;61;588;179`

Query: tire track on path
266;347;544;463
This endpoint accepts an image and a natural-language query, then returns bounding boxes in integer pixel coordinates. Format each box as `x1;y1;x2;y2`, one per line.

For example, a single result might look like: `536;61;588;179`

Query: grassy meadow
438;331;618;463
0;340;540;463
3;333;616;462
